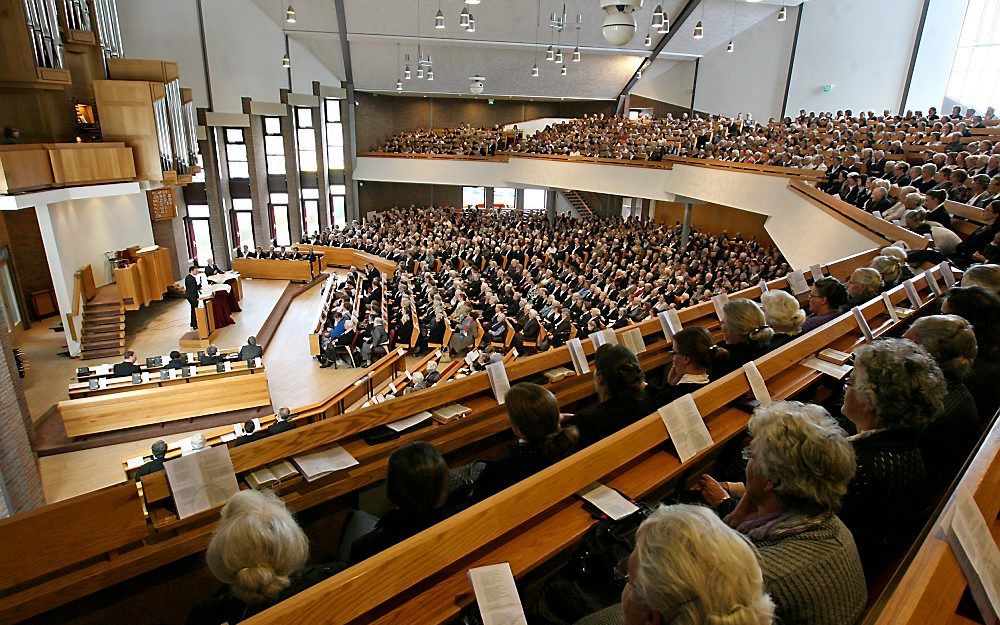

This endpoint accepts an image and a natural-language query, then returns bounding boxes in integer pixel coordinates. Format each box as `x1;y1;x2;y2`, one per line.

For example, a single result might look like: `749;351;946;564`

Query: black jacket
164;357;187;370
471;439;577;502
184;274;200;302
575;392;656;447
134;457;165;482
919;379;980;490
238;344;263;361
349;508;449;564
267;420;295;436
113;361;142;377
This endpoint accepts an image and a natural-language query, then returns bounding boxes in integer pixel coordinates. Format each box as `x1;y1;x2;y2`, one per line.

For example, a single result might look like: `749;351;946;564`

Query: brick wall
358;182;463;216
2;210;55;320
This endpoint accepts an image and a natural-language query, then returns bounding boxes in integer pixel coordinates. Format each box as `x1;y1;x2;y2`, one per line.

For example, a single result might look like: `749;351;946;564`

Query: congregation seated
654;327;725;406
266;406;295;435
839;338;945;577
717;299;774;374
961;262;1000;294
186;490;346;625
575;504;775;625
903;315;981;490
940;285;1000;417
134;439;167;482
845;267;883;308
573;344;657;447
238;336;262;361
233;419;266;447
112;350;142;377
697;400;866;625
760;290;806;348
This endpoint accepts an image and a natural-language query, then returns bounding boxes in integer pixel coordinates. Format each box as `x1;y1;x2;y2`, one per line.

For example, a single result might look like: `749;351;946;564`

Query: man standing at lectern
185;265;200;330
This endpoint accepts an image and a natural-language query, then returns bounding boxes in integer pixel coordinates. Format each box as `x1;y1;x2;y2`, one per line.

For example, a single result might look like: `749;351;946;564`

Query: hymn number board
147;188;177;221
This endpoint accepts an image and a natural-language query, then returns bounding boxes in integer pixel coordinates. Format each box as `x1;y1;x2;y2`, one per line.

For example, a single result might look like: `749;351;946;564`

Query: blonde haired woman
716;298;774;375
760;290;806;349
187;490;345;625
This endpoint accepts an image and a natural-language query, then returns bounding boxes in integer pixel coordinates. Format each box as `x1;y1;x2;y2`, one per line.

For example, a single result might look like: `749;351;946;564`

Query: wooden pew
59;368;271;438
864;414;1000;625
295;244;400;277
0;248;880;624
308;274;348;356
240;265;948;625
68;360;256;399
232;257;320;282
74;347;240;382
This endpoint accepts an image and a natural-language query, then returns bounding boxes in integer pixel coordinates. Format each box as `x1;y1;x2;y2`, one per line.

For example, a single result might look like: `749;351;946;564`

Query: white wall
633;61;697;109
693;9;797;121
118;0;342;112
905;0;969;112
786;0;922;115
34;191;154;355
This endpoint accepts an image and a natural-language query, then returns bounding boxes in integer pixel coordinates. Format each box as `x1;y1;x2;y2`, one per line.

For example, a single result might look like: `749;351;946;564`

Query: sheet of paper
711;293;730;322
96;364;112;376
220;433;237;443
947;487;1000;624
126;456;146;470
292;444;359;482
904;278;922;308
881;292;900;322
742;362;772;407
164;445;239;519
852;306;874;341
487;360;511;405
759;279;769;293
386;411;433;432
601;328;618;345
657;394;714;462
809;264;824;282
924;268;943;296
567;338;590;375
801;356;853;380
578;483;640;521
588;330;607;350
467;563;528;625
939;260;957;288
658;309;682;339
873;210;883;220
787;270;810;295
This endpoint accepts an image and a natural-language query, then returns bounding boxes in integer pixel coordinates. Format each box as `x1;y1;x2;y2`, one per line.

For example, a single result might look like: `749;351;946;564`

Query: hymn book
742;362;772;408
924;268;943;296
658;309;682;339
946;488;1000;623
903;279;922;309
543;366;574;383
801;356;852;380
711;293;730;321
787;270;810;295
657;394;714;462
291;445;359;482
851;307;874;341
809;264;824;282
487;360;511;404
386;411;433;432
164;445;239;519
467;563;528;625
939;260;957;288
621;327;647;355
817;348;852;365
431;403;471;423
246;461;299;490
567;338;590;375
579;483;639;520
881;292;900;322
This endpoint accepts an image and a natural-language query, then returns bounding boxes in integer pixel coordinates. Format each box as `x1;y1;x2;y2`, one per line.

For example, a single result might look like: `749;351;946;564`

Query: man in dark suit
238;336;263;361
199;344;223;366
204;258;223;276
113;351;142;377
184;265;200;329
134;440;168;482
233;420;266;446
267;407;295;435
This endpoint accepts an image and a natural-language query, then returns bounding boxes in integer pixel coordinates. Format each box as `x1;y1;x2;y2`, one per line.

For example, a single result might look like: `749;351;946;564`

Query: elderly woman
573;344;656;447
961;263;1000;295
846;267;883;308
716;298;775;375
904;316;981;488
575;504;775;625
760;290;805;349
187;490;345;625
942;285;1000;417
869;254;904;291
840;338;946;576
698;401;866;625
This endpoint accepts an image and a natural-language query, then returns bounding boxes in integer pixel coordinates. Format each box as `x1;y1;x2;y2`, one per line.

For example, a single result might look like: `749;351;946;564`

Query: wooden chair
490;319;516;349
521;322;547;354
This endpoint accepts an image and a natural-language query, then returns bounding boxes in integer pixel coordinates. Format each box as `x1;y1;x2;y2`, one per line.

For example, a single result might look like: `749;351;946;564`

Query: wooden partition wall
0;143;136;194
114;247;173;311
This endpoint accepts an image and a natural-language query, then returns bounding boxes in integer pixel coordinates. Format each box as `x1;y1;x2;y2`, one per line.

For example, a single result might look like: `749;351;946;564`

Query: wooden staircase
561;189;597;219
80;290;126;360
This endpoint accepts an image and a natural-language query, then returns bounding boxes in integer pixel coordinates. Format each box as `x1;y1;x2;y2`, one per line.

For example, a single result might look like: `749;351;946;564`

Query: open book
543;366;573;383
246;460;299;490
431;403;471;424
291;445;359;482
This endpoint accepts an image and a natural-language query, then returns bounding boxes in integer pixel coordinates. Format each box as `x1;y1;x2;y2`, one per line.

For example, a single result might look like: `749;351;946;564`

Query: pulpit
179;272;242;348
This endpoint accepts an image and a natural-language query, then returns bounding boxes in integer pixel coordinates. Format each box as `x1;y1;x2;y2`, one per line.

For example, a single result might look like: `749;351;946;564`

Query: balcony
0;142;136;194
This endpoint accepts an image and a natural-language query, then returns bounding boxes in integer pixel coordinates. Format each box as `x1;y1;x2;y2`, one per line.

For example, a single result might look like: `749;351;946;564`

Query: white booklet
801;356;852;380
852;306;874;341
622;327;646;355
467;563;528;625
924;268;943;296
164;445;239;520
486;360;511;405
742;361;772;407
567;338;590;375
292;444;359;482
758;279;769;293
386;411;433;432
904;278;922;308
946;487;1000;623
579;483;639;520
658;309;682;339
657;394;714;463
787;270;810;295
809;264;824;282
881;292;900;322
939;260;957;288
711;293;730;321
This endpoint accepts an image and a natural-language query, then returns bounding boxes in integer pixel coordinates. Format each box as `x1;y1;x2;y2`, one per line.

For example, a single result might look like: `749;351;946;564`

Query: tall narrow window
301;187;320;236
269;193;292;247
223;127;254;252
463;186;486;208
230;198;255;249
185;204;214;266
263;116;291;246
295;106;317;172
223;128;249;179
325;98;345;170
523;188;547;212
946;1;1000;112
329;184;346;227
295;106;320;236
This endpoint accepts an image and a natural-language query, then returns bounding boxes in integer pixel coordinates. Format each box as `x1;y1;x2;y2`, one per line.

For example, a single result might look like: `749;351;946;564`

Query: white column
34;203;82;356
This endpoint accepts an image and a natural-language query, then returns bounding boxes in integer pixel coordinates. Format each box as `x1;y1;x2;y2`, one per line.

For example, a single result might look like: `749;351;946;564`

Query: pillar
242;99;273;249
680;202;694;249
546;189;557;225
206;127;234;268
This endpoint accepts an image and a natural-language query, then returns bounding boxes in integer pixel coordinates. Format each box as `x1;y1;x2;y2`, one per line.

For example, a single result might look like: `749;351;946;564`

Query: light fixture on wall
778;6;786;21
282;53;290;68
651;4;663;29
285;4;296;23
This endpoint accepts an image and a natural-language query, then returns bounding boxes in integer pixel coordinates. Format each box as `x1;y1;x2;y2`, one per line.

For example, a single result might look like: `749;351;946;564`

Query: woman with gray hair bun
187;490;345;625
904;315;981;489
760;290;805;349
717;299;774;375
575;504;775;625
696;401;866;625
839;338;946;578
869;255;903;291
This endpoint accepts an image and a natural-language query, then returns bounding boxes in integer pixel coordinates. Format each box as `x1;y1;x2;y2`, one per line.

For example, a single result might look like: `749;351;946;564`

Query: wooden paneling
47;143;136;185
93;80;163;182
232;257;320;282
0;145;54;193
0;482;146;593
653;200;774;244
107;58;179;83
59;372;271;437
114;247;172;310
294;245;399;277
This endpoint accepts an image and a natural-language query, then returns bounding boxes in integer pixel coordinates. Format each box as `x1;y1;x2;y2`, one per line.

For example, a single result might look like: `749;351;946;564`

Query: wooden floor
17;276;367;504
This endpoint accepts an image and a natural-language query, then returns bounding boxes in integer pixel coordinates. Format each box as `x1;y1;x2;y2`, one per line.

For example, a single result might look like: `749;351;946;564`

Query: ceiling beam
616;0;703;103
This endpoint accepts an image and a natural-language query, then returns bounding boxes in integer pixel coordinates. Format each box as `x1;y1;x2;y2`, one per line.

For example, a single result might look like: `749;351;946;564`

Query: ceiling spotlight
555;49;563;63
531;64;539;77
396;79;403;92
778;7;787;21
693;20;703;39
285;4;296;23
404;59;411;79
727;40;734;52
651;4;663;29
460;8;469;26
465;0;480;4
467;14;476;31
427;69;434;80
561;64;567;76
417;67;425;79
281;53;290;68
435;9;445;28
659;17;669;33
637;68;642;78
573;46;581;61
546;45;554;61
644;32;651;46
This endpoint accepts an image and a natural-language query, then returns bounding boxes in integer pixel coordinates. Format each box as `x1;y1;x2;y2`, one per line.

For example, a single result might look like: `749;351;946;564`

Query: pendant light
404;53;412;79
531;0;540;77
651;4;663;29
727;40;734;52
555;49;563;63
427;68;434;80
465;0;480;4
395;43;403;92
644;32;651;46
467;13;476;32
693;2;704;39
531;64;539;77
573;47;581;61
561;64;567;76
778;7;787;21
282;53;290;68
417;67;425;79
726;1;735;53
396;79;403;91
572;23;581;62
546;45;554;61
435;9;445;28
659;16;669;33
460;7;469;26
285;4;296;23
